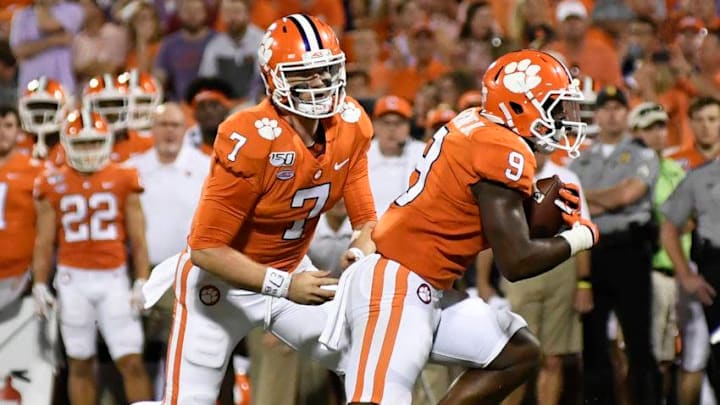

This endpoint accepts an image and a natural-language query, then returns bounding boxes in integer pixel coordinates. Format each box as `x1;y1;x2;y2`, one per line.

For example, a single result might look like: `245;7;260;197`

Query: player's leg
96;266;153;402
55;267;101;405
343;256;439;404
428;291;540;404
161;252;262;405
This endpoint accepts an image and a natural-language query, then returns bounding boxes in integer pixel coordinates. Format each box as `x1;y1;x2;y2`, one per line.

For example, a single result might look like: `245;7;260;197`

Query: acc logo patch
417;283;432;304
276;169;294;180
199;285;221;306
269;152;295;167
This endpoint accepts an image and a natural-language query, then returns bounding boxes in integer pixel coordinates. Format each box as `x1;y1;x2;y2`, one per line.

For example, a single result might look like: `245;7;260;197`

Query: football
524;175;566;238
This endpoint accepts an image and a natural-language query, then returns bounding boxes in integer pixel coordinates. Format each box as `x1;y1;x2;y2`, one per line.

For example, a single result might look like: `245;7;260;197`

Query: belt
653;267;674;277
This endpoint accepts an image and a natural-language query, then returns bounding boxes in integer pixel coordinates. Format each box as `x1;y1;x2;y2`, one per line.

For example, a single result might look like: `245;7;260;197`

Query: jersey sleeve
470;130;536;197
661;174;695;229
122;166;144;194
187;114;268;250
343;108;377;228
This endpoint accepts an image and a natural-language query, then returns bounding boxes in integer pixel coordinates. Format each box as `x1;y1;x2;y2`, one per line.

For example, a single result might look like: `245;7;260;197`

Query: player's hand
574;286;594;314
679;272;716;306
340;247;365;269
287;271;338;305
130;278;147;315
32;283;56;319
575;218;600;246
555;182;581;227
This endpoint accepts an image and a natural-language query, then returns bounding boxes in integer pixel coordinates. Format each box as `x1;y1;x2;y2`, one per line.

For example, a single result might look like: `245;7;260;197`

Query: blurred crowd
0;0;720;404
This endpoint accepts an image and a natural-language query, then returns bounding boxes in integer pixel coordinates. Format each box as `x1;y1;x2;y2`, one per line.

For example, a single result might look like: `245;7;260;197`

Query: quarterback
143;14;377;404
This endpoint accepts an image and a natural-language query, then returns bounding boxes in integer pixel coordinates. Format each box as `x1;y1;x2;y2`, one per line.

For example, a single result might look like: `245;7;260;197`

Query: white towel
143;253;182;309
319;257;367;351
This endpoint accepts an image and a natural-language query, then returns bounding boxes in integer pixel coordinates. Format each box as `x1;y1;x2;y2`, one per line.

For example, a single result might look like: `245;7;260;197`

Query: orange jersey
373;109;537;290
16;132;66;167
0;153;43;278
111;129;155;163
188;97;377;271
668;147;710;171
34;163;143;269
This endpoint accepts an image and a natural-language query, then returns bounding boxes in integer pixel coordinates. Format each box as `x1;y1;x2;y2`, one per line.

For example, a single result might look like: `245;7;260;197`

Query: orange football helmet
18;77;70;135
258;14;346;119
83;74;130;131
61;109;114;172
481;50;586;158
118;69;163;130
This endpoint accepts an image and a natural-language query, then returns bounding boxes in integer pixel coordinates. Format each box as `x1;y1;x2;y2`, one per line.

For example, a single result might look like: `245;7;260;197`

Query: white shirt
367;139;427;217
537;160;590;220
127;145;210;264
307;215;352;277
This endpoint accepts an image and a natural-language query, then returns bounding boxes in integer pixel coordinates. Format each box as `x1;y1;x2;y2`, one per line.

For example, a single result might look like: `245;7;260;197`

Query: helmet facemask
19;99;65;135
87;95;130;132
63;133;113;172
267;51;346;119
529;83;587;158
129;93;160;130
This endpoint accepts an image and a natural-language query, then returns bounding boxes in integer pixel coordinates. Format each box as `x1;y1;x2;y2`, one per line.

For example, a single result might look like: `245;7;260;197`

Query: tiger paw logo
340;101;361;123
255;118;282;140
258;31;275;67
503;58;542;94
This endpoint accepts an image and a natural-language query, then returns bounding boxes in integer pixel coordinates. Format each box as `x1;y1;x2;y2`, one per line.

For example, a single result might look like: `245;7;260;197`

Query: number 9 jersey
373;109;537;290
187;97;376;271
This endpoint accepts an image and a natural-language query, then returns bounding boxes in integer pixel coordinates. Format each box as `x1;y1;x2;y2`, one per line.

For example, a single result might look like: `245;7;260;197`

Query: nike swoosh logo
334;159;350;170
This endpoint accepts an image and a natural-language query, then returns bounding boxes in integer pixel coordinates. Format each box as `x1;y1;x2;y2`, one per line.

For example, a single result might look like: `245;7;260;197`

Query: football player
17;76;69;166
83;71;155;162
330;49;601;404
142;14;377;404
31;110;153;404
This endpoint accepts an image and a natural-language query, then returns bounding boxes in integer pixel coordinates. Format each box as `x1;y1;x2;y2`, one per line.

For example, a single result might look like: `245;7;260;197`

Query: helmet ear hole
510;102;524;114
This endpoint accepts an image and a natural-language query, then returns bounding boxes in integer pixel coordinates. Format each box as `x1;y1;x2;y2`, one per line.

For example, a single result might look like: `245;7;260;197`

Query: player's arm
31;196;57;318
340;133;378;267
32;197;56;285
125;192;150;280
474;181;595;282
475;249;498;300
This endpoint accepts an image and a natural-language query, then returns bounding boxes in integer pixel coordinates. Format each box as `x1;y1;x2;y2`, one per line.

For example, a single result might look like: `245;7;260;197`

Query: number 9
505;151;524;182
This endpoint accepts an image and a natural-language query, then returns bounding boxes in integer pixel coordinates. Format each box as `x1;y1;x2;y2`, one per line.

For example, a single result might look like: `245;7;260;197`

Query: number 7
227;132;247;162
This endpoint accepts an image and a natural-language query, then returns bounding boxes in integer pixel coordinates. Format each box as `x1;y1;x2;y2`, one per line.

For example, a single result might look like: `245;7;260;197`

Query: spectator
9;0;85;93
629;102;685;401
72;0;128;90
126;102;208;398
345;29;390;96
669;97;720;171
661;145;720;400
124;1;162;73
154;0;215;101
248;0;346;36
368;95;425;217
184;76;233;155
387;23;449;105
0;40;17;106
545;0;622;88
410;80;438;140
435;70;476;110
424;103;455;140
569;86;661;405
198;0;263;103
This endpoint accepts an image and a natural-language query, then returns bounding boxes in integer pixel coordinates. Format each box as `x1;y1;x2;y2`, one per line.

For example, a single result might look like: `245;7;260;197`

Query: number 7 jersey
34;163;144;269
373;109;537;290
188;97;376;272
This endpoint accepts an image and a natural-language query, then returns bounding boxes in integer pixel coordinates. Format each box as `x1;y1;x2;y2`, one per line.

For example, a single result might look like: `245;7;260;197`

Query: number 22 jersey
373;109;537;290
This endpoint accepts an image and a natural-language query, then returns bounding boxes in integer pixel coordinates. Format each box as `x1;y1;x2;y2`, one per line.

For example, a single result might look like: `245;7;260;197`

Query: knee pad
184;320;231;369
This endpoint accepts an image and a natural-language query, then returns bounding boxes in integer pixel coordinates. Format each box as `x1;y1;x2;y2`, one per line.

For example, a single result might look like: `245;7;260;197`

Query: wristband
262;267;292;298
557;225;594;256
348;247;365;261
577;280;592;289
